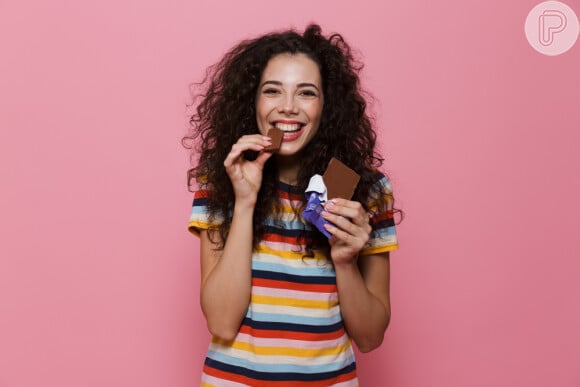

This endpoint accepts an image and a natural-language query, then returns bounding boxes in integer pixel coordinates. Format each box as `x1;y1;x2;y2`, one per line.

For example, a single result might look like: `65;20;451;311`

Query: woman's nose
278;97;298;115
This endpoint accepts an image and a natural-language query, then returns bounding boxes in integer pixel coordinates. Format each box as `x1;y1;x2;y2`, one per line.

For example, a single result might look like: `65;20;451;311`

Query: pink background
1;0;579;386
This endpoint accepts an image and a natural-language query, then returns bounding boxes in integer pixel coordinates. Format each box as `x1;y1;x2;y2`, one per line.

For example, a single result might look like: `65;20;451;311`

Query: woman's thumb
255;150;273;167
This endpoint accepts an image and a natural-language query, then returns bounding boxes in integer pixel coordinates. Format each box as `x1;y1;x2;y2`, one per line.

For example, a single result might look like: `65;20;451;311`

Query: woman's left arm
322;199;392;353
334;252;390;353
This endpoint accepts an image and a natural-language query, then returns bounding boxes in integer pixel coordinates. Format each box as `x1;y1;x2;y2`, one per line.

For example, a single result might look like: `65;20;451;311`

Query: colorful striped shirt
188;172;398;386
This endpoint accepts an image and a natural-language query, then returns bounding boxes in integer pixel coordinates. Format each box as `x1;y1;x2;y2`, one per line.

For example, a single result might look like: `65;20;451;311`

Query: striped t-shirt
188;172;398;386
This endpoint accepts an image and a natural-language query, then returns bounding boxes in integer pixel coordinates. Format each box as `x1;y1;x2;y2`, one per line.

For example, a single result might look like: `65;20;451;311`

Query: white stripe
331;379;359;387
234;332;349;350
252;285;338;301
257;240;309;254
201;373;247;387
250;303;341;318
253;251;334;269
208;343;355;366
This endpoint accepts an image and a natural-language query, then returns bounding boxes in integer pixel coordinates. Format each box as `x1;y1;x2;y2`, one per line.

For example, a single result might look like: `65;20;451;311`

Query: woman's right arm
199;134;272;341
199;203;255;341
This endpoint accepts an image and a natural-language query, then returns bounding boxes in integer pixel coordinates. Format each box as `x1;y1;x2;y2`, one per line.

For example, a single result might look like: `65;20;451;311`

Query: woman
184;23;399;386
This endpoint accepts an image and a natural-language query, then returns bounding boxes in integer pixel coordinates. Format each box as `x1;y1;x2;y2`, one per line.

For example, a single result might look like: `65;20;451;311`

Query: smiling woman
255;53;324;180
183;24;400;386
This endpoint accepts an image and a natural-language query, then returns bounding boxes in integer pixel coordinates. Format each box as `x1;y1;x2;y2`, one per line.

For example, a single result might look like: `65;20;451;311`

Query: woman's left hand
321;198;372;266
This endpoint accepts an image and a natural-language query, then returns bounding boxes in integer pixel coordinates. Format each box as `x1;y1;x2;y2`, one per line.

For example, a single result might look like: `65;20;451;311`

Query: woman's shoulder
191;175;215;195
368;169;394;194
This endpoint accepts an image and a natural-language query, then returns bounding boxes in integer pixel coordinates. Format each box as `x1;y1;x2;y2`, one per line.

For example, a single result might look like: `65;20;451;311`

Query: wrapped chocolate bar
302;175;332;238
302;158;360;238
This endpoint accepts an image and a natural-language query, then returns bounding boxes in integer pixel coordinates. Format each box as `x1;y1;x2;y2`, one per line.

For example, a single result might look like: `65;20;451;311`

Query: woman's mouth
272;122;305;142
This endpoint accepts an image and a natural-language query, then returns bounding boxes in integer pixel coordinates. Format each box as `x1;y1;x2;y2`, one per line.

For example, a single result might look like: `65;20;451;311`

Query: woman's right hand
223;134;273;206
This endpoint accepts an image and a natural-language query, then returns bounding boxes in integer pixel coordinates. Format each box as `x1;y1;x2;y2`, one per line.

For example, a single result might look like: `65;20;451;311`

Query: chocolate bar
302;158;361;238
263;128;283;152
322;157;360;200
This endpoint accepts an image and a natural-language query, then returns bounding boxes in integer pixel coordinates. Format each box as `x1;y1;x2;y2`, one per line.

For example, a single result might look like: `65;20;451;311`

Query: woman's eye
263;88;279;94
299;90;316;97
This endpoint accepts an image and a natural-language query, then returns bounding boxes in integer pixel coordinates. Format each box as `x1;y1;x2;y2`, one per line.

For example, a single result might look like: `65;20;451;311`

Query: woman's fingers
254;149;274;166
235;135;272;149
322;198;372;245
322;209;371;238
322;207;370;261
223;135;271;169
317;198;372;265
323;221;356;243
325;199;371;228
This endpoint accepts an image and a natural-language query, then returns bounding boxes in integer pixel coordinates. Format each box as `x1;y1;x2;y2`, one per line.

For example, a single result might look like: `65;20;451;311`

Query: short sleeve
187;185;222;236
360;172;399;255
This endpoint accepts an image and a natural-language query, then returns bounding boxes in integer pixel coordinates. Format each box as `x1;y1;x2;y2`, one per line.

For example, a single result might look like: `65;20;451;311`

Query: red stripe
372;210;393;223
194;189;210;199
278;190;304;201
239;324;345;341
203;365;256;385
262;232;307;245
252;277;336;293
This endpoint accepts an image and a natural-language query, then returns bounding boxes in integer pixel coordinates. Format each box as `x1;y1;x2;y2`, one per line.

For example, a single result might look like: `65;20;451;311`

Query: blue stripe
247;311;342;326
374;218;396;228
192;197;209;206
205;357;356;382
264;218;306;229
252;261;335;278
371;226;397;239
253;270;336;285
242;318;344;334
278;181;305;195
263;226;313;237
206;350;355;374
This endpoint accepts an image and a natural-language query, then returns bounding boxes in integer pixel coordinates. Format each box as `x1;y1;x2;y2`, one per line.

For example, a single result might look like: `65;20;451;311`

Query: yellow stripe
279;203;301;212
188;219;212;228
255;245;327;261
270;203;302;220
214;338;352;357
251;294;338;309
361;243;398;255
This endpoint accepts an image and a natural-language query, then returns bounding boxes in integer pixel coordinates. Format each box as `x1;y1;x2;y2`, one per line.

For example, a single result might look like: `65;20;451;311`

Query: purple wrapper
302;192;333;238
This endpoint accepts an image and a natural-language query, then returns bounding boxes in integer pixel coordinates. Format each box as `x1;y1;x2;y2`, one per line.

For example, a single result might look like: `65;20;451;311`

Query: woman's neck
276;154;301;185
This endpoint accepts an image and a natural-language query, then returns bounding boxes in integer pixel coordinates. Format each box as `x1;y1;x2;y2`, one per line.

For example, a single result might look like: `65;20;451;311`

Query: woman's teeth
274;123;302;132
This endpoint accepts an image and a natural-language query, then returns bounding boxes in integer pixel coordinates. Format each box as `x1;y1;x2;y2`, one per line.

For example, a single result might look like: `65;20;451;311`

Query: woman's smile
256;53;324;156
270;120;306;142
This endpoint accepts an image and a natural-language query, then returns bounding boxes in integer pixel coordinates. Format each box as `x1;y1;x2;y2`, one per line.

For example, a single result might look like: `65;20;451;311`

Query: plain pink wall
1;0;579;386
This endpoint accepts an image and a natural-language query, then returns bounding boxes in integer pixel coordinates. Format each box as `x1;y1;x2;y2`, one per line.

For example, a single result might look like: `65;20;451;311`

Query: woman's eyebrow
260;80;320;91
260;80;282;88
297;82;320;91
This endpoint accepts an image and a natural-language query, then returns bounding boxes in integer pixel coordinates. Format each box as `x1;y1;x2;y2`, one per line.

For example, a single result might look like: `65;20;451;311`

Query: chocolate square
263;128;283;152
322;157;360;200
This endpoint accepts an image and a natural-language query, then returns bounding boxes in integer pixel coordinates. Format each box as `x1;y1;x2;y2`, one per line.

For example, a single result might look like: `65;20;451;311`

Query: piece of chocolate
263;128;283;152
322;157;360;200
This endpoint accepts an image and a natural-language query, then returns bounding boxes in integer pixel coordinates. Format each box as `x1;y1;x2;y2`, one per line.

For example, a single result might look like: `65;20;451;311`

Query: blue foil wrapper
302;192;333;238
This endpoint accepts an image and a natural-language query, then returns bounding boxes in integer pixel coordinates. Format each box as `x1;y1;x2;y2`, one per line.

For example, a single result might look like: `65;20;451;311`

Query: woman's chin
276;141;305;156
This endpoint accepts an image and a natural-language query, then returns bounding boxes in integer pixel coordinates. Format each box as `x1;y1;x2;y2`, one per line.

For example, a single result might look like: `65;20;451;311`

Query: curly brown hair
183;24;399;250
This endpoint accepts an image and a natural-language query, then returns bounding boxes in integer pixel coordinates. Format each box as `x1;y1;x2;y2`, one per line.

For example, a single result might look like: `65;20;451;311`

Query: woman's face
256;53;324;157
